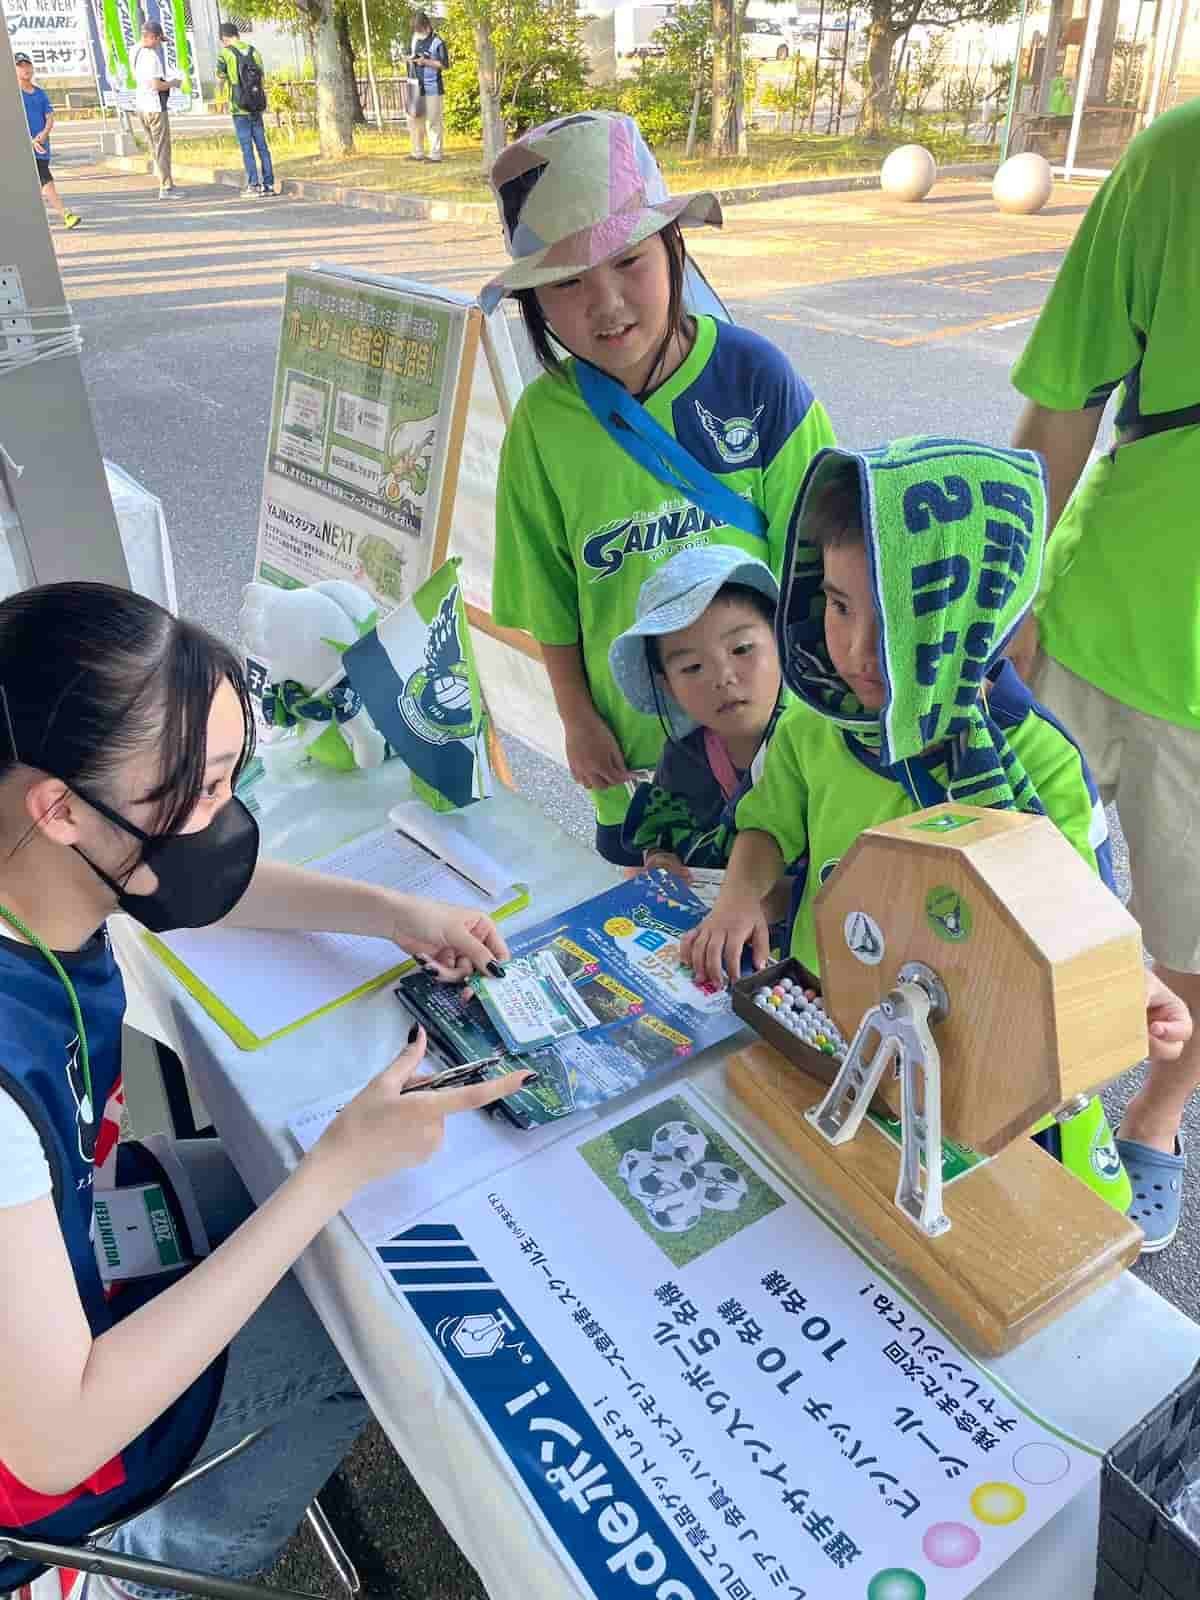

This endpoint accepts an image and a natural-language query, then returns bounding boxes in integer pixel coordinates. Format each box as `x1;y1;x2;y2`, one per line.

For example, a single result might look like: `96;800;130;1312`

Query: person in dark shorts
15;52;80;228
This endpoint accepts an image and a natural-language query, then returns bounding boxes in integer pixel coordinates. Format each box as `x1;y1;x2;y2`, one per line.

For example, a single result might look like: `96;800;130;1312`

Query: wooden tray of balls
731;957;889;1115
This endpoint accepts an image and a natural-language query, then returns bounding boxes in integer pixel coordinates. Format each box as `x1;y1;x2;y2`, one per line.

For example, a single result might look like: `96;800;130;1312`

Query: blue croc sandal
1118;1134;1186;1255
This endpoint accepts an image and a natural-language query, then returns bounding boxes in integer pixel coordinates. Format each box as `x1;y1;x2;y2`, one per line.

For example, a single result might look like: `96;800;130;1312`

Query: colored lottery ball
867;1572;926;1600
970;1481;1027;1526
922;1522;981;1568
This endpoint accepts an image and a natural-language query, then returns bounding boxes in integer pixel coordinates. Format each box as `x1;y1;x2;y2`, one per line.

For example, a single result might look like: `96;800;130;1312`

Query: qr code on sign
335;394;359;434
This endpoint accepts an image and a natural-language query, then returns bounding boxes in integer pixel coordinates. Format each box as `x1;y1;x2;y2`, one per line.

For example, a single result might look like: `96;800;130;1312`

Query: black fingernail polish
414;953;431;968
522;1071;539;1086
407;1023;419;1044
488;961;506;979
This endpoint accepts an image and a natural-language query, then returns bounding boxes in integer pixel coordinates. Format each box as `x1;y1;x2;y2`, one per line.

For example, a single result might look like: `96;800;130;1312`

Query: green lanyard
0;901;93;1115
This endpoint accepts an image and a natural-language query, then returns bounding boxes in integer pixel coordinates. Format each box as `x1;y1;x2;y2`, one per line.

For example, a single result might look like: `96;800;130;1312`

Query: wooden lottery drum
813;802;1148;1157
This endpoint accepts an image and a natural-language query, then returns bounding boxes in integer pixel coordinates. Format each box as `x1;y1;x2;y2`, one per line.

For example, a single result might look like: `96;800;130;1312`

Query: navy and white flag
342;559;492;811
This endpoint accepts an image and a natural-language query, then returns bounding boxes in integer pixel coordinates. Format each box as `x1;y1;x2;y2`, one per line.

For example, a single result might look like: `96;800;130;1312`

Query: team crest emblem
695;401;765;466
1091;1127;1124;1182
397;588;475;746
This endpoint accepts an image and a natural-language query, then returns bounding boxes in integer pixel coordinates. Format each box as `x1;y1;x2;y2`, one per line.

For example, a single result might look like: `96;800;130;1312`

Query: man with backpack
217;21;276;196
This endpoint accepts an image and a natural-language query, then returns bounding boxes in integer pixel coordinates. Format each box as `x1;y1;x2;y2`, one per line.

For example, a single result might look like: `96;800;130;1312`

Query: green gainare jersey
1012;99;1200;728
493;315;835;826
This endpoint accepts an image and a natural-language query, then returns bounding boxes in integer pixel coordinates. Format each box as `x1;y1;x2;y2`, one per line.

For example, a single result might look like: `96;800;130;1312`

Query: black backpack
229;45;267;114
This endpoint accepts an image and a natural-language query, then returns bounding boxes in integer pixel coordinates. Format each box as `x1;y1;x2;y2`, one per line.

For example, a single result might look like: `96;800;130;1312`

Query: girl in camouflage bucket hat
486;112;836;865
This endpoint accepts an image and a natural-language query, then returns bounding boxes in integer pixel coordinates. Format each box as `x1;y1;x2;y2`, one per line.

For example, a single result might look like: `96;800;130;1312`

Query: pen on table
399;1057;538;1095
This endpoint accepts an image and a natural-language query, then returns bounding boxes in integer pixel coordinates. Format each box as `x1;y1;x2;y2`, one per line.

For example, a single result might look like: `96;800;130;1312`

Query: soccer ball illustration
618;1148;653;1184
644;1186;704;1233
651;1120;708;1168
420;670;473;727
695;1161;750;1212
625;1155;697;1207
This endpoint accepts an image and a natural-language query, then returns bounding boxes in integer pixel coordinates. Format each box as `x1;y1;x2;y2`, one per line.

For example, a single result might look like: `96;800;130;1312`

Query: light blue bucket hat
608;545;779;730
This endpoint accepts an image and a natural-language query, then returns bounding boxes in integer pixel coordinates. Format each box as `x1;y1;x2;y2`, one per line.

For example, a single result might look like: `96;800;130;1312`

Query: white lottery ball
992;152;1053;215
696;1161;750;1213
880;144;936;202
651;1119;709;1168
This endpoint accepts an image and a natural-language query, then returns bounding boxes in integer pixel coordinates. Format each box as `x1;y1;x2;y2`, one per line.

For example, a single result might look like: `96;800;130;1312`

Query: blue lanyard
575;361;769;540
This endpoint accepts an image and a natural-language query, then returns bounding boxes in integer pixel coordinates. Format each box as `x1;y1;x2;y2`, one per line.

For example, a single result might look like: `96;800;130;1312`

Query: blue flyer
473;871;744;1126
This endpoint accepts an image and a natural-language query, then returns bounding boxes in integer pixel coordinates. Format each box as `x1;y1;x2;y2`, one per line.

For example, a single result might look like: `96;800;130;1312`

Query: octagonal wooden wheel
813;803;1148;1157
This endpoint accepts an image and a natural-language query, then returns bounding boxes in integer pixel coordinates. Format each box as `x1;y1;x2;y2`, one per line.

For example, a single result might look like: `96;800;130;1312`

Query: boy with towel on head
680;439;1189;1188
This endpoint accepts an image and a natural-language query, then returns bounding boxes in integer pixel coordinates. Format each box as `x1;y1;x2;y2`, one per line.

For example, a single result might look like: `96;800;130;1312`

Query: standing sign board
5;0;94;81
253;266;480;615
251;266;568;777
87;0;194;111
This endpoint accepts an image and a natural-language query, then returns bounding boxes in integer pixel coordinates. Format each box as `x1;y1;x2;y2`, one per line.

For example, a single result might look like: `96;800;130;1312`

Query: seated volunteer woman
0;583;530;1594
485;111;835;864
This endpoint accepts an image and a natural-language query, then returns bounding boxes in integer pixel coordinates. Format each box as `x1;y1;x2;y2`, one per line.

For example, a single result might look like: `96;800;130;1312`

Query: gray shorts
1034;653;1200;973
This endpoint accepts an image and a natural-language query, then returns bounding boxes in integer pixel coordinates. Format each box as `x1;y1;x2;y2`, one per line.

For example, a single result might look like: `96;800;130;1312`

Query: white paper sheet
371;1082;1101;1600
387;801;520;899
156;828;508;1040
289;1081;591;1241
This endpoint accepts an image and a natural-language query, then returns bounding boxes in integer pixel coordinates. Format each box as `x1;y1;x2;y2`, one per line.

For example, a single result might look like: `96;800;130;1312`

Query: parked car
742;16;791;59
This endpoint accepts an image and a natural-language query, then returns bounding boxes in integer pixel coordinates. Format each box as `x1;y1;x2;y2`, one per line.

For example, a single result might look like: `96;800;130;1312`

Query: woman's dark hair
515;221;691;394
0;582;254;839
645;580;777;674
804;459;865;550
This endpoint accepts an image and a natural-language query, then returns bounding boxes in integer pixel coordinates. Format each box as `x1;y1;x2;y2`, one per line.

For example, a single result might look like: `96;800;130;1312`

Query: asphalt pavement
41;146;1200;1594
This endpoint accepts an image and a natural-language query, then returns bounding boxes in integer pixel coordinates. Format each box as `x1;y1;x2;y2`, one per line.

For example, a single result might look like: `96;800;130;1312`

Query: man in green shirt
1010;99;1200;1251
217;22;276;197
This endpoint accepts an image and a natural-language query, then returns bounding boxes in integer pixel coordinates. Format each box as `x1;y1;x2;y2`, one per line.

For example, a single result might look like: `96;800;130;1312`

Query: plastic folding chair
1;1427;360;1600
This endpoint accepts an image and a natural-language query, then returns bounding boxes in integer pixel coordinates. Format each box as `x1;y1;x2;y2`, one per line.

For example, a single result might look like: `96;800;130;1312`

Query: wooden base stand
727;1041;1142;1356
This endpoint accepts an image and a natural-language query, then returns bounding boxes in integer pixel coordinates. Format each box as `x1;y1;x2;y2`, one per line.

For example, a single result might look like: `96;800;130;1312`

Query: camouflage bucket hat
479;112;722;314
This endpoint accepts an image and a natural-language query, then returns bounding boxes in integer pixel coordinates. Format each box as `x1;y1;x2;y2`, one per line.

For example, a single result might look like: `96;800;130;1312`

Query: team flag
341;559;492;812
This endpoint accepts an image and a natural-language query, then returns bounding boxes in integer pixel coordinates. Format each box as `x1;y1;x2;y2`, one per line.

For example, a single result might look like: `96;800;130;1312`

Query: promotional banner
372;1084;1099;1600
254;268;473;618
5;0;93;81
88;0;193;112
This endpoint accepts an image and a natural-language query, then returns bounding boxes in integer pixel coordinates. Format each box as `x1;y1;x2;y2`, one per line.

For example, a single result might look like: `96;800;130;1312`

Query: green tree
709;0;751;157
443;0;588;167
653;0;713;153
860;0;1019;135
893;31;947;126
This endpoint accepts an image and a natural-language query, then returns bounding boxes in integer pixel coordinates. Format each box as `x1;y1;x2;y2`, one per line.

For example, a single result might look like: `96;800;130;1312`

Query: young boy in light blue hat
608;545;787;889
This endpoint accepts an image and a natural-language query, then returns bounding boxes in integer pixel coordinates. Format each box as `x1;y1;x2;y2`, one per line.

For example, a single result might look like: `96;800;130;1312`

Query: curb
103;154;999;218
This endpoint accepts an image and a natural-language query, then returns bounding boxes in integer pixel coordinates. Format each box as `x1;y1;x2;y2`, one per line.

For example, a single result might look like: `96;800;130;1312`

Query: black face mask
72;789;260;933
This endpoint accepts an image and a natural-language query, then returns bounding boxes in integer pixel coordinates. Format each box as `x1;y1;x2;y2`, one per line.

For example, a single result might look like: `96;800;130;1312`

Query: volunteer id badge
93;1184;192;1285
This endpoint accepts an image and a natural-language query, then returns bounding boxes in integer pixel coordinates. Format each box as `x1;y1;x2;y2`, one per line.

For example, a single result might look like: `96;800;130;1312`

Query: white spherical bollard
992;152;1053;215
880;144;937;202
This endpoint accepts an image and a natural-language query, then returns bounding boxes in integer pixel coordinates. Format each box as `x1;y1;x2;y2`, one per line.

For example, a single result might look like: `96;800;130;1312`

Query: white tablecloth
111;759;1200;1600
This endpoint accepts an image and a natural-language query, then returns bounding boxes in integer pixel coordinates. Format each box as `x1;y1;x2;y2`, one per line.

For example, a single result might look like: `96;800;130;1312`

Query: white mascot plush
240;580;387;772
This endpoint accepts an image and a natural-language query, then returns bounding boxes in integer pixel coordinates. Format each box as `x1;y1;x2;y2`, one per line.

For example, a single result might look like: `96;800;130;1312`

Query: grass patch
166;125;990;203
578;1092;783;1269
